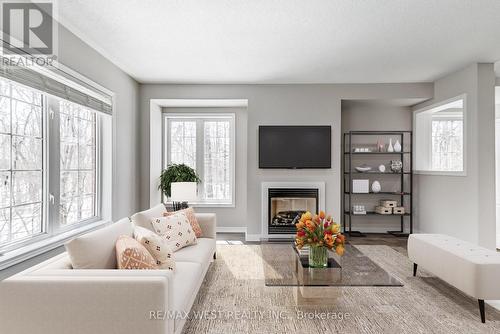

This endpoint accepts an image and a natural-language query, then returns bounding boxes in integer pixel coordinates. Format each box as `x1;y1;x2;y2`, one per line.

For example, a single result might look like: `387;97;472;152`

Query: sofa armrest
0;274;173;334
195;213;216;239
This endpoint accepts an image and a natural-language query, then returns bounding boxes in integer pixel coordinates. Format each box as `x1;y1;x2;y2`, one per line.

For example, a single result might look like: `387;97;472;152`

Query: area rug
182;244;500;334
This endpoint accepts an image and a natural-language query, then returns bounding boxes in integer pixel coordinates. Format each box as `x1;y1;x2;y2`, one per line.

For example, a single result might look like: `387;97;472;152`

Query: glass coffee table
262;243;403;305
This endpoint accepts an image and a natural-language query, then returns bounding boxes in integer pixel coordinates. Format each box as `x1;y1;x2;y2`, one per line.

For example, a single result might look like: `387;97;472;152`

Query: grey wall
140;84;432;236
413;63;496;249
341;100;412;232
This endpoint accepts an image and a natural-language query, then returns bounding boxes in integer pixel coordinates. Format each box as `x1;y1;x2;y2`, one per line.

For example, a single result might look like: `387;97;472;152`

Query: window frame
162;113;236;207
0;79;104;255
413;94;467;176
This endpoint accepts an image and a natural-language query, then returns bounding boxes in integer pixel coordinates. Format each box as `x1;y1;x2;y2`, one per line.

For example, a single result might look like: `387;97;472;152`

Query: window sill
0;219;111;271
414;170;467;177
166;201;235;208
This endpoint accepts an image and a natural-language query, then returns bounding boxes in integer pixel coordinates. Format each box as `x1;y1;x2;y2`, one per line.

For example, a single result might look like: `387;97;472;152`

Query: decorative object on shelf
390;160;403;173
375;206;392;214
295;211;345;268
352;179;369;193
354;147;372;153
387;138;394;152
380;199;397;208
393;207;405;215
159;163;201;210
377;139;384;152
355;164;372;172
394;139;402;152
352;205;366;215
378;164;386;173
371;181;381;193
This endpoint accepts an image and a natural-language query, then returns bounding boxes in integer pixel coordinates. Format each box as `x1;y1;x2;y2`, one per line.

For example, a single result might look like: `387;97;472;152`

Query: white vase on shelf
378;164;386;173
394;139;402;152
387;138;394;152
371;181;381;193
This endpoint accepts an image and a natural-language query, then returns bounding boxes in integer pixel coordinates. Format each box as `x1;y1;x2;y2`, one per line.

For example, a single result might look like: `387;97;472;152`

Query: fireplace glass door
268;188;319;234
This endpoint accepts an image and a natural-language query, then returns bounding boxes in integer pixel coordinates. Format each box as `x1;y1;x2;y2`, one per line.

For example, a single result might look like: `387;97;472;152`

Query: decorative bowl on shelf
355;165;372;173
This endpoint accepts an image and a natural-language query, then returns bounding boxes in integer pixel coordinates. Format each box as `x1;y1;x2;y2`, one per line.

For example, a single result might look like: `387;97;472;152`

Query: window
0;77;104;253
164;114;235;205
414;95;466;175
0;80;44;246
59;101;98;226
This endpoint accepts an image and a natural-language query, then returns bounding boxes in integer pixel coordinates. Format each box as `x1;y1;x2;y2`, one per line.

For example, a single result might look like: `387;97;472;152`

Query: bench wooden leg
413;263;417;277
478;299;485;323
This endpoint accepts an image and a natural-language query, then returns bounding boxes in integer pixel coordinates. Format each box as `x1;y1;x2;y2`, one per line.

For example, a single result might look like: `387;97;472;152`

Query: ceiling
58;0;500;84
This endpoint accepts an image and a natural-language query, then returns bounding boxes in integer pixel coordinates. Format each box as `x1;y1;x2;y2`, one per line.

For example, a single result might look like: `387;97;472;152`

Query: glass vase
309;245;328;268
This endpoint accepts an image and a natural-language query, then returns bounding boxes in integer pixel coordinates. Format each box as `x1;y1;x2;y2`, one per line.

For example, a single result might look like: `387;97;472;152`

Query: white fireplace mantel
261;181;326;239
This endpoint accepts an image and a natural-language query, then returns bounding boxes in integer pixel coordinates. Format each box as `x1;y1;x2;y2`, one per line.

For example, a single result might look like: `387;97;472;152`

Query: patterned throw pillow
151;212;197;252
134;226;175;271
164;207;203;238
115;235;158;269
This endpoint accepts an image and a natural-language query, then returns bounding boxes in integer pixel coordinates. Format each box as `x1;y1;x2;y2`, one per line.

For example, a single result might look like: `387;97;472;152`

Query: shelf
343;130;413;236
344;171;411;175
344;192;410;195
344;131;411;135
344;211;411;216
344;151;411;155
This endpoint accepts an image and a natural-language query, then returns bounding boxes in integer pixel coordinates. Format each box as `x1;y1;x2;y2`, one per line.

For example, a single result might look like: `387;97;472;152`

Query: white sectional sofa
408;234;500;323
0;204;216;334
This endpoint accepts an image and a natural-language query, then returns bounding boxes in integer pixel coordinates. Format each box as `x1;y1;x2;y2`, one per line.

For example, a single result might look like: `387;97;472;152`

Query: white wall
413;63;496;249
139;84;433;236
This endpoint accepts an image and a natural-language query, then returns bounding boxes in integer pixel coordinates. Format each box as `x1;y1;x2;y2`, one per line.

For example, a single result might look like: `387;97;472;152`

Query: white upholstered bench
408;234;500;323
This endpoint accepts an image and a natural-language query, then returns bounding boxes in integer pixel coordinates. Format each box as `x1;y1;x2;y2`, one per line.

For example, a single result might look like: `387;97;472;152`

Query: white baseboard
216;227;247;233
245;234;262;242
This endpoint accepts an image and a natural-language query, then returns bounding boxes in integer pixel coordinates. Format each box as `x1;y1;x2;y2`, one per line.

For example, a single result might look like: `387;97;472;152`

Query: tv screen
259;126;331;169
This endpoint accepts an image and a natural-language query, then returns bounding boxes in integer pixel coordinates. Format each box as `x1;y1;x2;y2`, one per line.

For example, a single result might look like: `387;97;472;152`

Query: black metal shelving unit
342;131;413;237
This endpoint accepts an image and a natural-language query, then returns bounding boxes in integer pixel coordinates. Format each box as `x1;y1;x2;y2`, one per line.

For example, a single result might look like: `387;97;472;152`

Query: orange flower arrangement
295;211;346;256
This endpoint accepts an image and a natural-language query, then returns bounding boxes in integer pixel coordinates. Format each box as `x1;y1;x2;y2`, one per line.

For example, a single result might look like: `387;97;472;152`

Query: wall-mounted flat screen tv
259;126;331;169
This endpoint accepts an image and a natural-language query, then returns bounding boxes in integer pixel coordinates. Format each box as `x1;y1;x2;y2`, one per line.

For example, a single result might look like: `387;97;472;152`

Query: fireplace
268;188;319;234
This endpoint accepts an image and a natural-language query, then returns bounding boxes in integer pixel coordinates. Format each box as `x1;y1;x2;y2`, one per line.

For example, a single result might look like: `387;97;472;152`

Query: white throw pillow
65;218;134;269
151;212;197;252
134;226;175;271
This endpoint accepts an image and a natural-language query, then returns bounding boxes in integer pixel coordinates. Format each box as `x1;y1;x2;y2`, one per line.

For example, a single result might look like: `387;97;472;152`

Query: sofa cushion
65;218;134;269
131;203;166;231
134;226;176;271
171;261;202;329
164;208;202;237
116;235;158;270
151;213;197;251
174;238;216;265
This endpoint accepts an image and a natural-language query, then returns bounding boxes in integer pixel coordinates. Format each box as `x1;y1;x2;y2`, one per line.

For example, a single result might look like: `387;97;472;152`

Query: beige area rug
182;244;500;334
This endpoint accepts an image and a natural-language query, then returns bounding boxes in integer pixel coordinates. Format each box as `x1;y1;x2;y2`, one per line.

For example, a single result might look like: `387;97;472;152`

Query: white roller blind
0;56;113;115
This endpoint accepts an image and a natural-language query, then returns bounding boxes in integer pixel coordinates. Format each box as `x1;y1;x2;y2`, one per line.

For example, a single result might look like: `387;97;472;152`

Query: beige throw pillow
65;218;134;269
163;207;203;237
134;226;175;271
116;235;158;270
151;212;197;252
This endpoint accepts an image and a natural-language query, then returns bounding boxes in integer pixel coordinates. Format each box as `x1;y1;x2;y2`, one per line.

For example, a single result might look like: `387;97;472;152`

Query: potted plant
295;211;345;268
158;164;201;201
